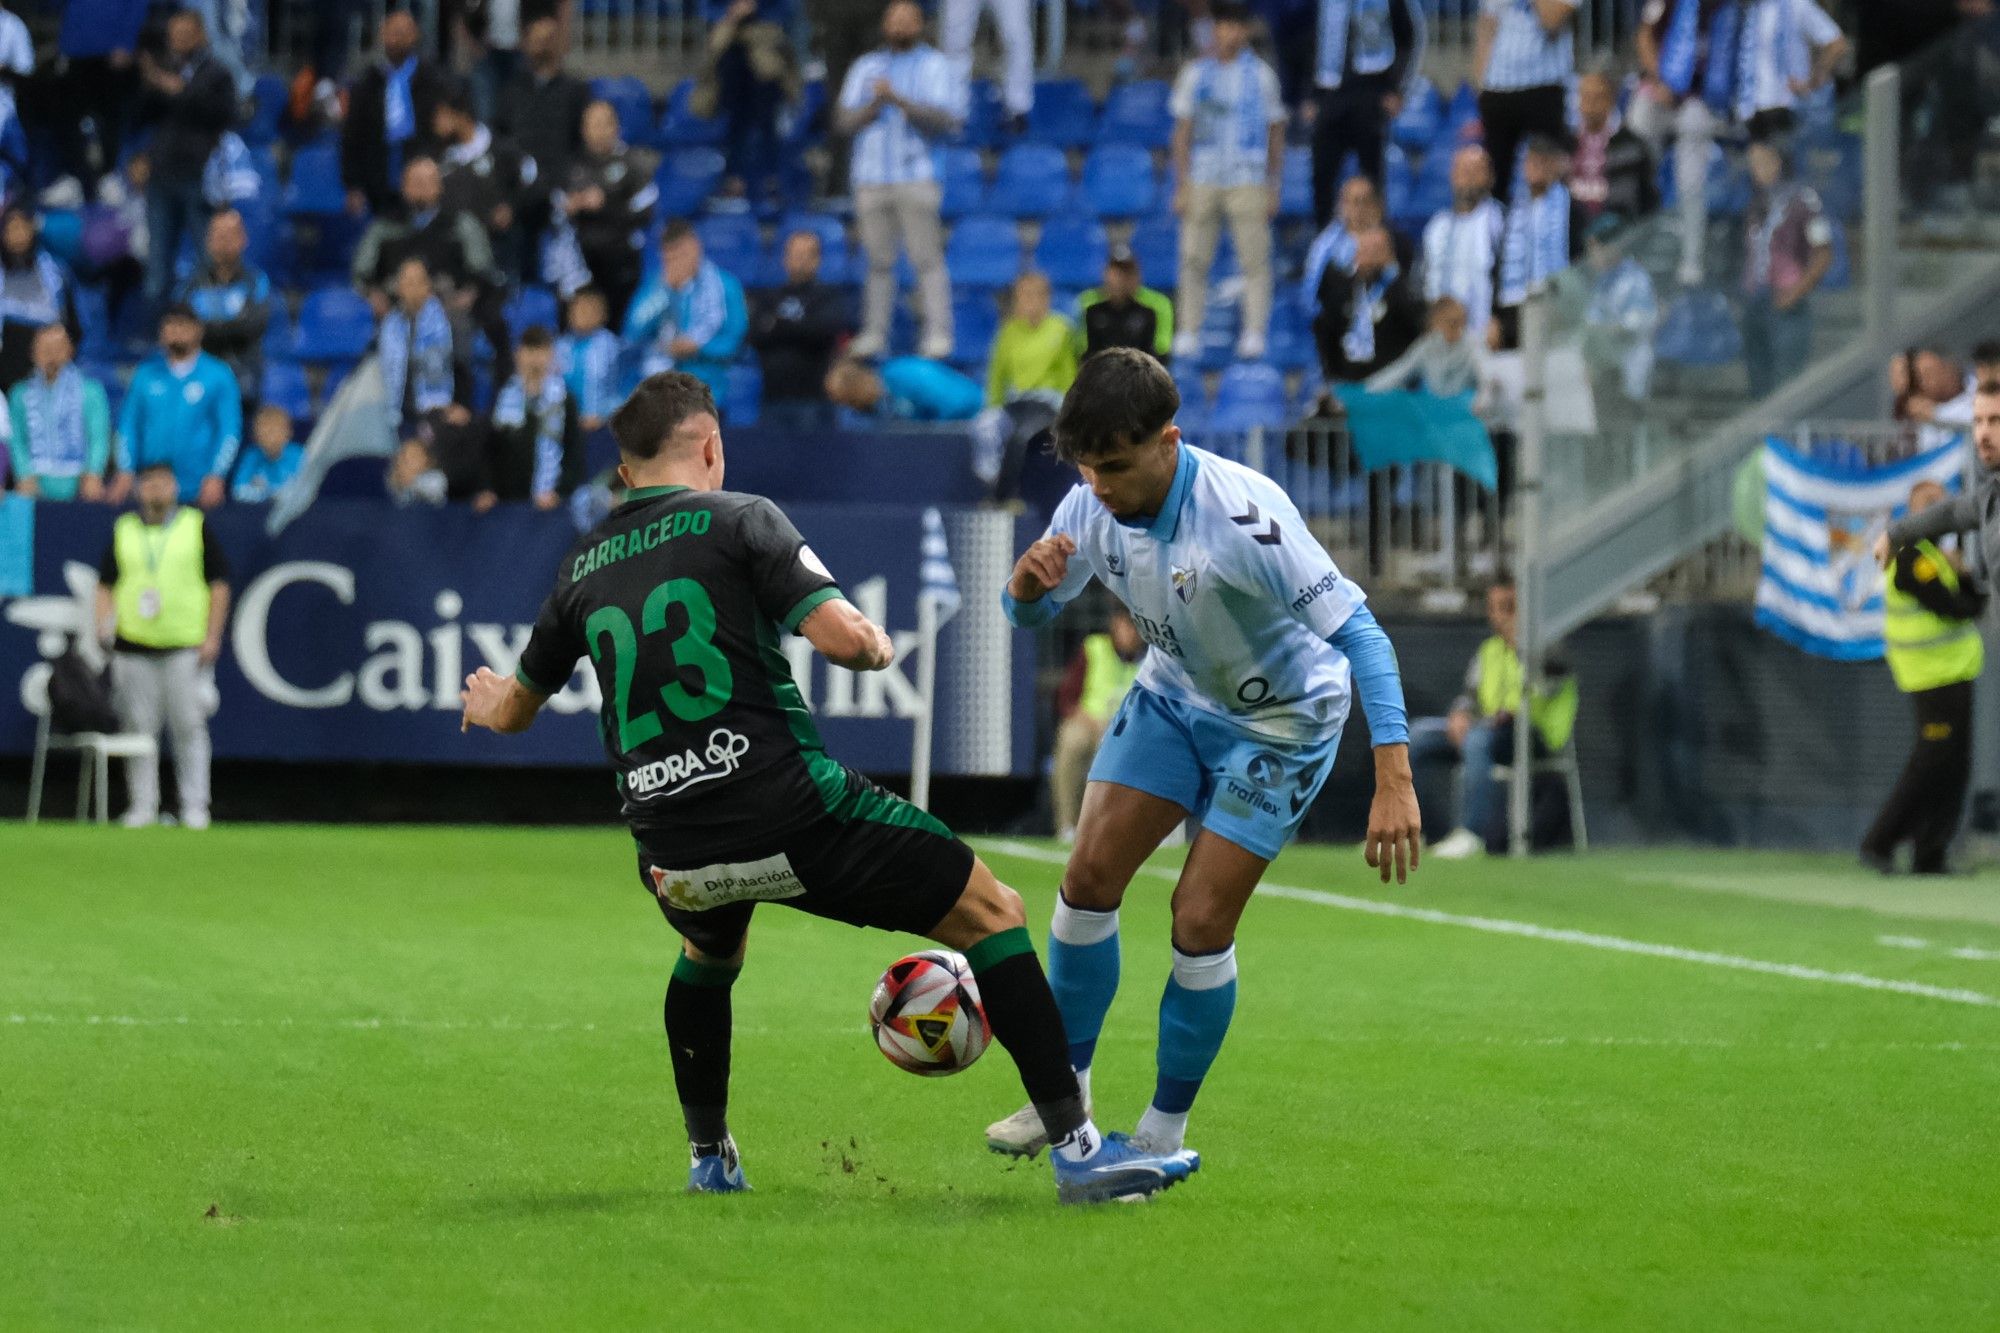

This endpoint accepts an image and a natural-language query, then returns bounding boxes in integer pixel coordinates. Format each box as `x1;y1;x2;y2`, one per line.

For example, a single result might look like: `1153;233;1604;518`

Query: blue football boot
686;1135;750;1193
1051;1130;1200;1205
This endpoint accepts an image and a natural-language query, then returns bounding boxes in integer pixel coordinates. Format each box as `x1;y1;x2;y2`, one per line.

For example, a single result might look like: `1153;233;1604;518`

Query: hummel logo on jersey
1105;552;1126;576
1229;503;1282;547
1172;565;1198;604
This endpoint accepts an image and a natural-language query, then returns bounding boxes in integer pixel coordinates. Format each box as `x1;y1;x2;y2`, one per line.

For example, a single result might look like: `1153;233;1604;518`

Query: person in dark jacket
748;230;852;434
1313;224;1422;383
555;100;659;327
352;156;513;377
474;324;584;510
1310;0;1424;223
56;0;151;193
432;78;540;282
1074;245;1174;363
495;16;588;256
136;9;237;310
174;208;271;410
1569;71;1656;227
377;256;482;494
340;10;448;218
0;207;80;392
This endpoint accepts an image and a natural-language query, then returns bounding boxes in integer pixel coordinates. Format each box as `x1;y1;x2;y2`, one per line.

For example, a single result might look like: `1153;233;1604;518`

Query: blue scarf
379;297;455;419
0;251;63;326
385;56;416;143
1661;0;1759;113
494;374;571;497
1196;52;1270;158
20;365;85;476
560;330;621;420
1342;262;1400;366
1317;0;1395;89
1500;183;1570;305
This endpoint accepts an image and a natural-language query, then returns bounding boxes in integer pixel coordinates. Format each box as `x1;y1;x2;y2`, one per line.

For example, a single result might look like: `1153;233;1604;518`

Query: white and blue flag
919;506;962;626
1755;433;1968;660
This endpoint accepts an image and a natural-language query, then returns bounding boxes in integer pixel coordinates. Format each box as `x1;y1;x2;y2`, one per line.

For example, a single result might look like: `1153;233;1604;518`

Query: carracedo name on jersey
1131;610;1184;659
625;728;753;799
1291;571;1342;614
574;508;713;582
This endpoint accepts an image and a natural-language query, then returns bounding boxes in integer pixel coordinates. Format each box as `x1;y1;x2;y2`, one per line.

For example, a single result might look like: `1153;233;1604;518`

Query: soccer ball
868;950;991;1076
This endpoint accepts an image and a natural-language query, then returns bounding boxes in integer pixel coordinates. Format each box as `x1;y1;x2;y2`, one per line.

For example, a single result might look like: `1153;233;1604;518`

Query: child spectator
387;436;449;507
232;404;305;502
1365;296;1484;398
558;287;623;433
476;326;583;512
986;272;1078;407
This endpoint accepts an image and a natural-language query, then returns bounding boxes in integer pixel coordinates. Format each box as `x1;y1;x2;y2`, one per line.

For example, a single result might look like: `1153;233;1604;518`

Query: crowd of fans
0;0;1870;514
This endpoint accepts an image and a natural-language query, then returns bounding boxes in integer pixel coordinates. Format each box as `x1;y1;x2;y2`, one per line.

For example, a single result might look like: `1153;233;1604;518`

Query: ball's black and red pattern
868;950;992;1075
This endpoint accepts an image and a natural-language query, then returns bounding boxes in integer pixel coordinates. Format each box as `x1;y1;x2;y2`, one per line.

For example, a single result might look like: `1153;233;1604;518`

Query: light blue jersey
1032;445;1367;745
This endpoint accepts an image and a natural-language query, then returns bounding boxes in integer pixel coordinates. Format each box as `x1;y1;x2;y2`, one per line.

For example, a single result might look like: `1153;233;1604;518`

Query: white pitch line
976;840;2000;1010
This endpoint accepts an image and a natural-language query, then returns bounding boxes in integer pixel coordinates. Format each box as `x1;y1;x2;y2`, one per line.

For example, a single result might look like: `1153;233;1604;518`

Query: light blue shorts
1086;684;1342;861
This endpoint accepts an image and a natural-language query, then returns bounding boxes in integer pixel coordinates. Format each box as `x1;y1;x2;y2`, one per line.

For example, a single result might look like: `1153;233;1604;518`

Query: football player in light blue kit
984;348;1423;1159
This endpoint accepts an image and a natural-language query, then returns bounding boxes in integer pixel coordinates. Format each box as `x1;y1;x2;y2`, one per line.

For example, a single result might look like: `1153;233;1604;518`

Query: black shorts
630;766;975;959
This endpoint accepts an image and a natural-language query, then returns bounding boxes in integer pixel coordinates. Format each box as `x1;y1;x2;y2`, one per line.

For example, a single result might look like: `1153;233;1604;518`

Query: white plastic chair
22;672;158;825
1490;740;1589;853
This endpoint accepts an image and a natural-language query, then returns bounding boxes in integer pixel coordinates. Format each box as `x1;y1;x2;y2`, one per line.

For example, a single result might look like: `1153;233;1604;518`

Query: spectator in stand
111;303;242;508
1735;0;1847;142
1633;0;1727;286
1309;0;1426;223
340;10;446;219
1569;71;1656;226
231;404;304;502
1302;175;1402;318
1739;135;1831;400
135;9;238;313
1422;145;1505;341
376;257;480;495
8;324;111;501
433;79;541;282
1169;2;1288;362
704;0;803;204
942;0;1034;134
1492;135;1579;350
457;0;573;124
352;156;511;379
496;15;589;272
1902;348;1980;435
838;0;964;361
987;272;1079;406
557;286;623;434
57;0;152;196
1075;245;1175;364
624;221;749;416
1474;0;1577;200
553;99;659;327
476;325;583;512
1581;213;1659;402
749;230;853;434
1050;608;1144;841
0;207;80;392
387;436;449;506
1365;294;1482;397
824;356;983;421
1314;224;1422;383
175;208;270;411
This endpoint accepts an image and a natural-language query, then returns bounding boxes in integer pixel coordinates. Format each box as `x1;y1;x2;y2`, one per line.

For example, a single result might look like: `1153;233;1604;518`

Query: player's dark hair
1051;348;1178;465
612;371;717;461
517;324;555;351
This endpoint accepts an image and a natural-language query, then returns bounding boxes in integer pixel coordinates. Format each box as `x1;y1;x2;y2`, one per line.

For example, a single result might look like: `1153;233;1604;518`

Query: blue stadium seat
1128;213;1179;289
1798;131;1862;221
244;74;289;147
726;361;762;425
1024;78;1095;148
1035;217;1108;290
954;80;1005;150
1211;362;1291;431
74;286;112;360
944;215;1024;290
991;144;1071;219
1081;145;1159;219
506;286;561;341
936;146;988;220
655;148;727;218
262;300;295;356
1265;298;1315;374
1096;80;1172;150
696;214;764;281
658;79;725;149
1403;146;1453;225
1194;296;1241;371
283;143;347;217
776;211;853;284
1389;77;1444;153
591;76;657;147
1278;145;1313;222
291;287;377;365
1441;80;1480;147
39;209;82;268
1653;290;1743;367
950;291;1000;372
260;360;313;422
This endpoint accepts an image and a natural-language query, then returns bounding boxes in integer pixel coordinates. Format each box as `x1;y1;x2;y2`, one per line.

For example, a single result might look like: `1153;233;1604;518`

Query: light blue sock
1046;893;1120;1078
1140;944;1238;1147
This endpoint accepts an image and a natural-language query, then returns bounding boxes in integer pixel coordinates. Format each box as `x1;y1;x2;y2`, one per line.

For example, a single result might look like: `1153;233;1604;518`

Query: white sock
1074;1065;1092;1106
1049;896;1119;946
1135;1105;1188;1153
1050;1118;1103;1163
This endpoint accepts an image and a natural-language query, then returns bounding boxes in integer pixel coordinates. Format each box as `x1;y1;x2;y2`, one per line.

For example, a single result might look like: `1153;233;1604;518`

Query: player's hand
460;666;510;733
1365;746;1421;885
1008;533;1076;602
859;622;895;671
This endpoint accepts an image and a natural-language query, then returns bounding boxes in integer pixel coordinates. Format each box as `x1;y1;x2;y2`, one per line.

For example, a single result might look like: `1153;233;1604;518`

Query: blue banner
0;499;1033;775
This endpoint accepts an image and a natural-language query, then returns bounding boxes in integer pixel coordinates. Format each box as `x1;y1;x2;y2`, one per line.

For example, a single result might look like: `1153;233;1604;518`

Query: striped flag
919;506;961;626
1755;433;1968;660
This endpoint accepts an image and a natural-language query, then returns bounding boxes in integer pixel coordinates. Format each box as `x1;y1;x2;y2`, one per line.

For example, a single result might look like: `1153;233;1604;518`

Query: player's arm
1002;490;1095;628
461;666;546;734
738;496;891;669
466;584;578;735
799;597;895;672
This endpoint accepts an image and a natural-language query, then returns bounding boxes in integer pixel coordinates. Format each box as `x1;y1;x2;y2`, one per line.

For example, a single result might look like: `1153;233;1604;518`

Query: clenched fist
1008;533;1077;603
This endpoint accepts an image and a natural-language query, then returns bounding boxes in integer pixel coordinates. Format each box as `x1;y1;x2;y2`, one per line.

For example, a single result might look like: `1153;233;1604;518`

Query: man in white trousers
942;0;1036;131
94;461;231;829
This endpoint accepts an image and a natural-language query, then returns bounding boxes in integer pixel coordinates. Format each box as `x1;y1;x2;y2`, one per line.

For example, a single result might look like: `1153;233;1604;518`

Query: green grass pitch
5;823;1999;1330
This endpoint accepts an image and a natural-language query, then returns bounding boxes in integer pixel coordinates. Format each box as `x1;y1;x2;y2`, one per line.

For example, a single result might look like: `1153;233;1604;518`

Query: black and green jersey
516;484;847;850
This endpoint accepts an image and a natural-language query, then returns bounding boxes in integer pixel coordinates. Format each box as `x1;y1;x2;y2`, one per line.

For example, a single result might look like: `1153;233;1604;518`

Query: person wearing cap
1074;245;1175;363
108;302;242;509
92;458;232;829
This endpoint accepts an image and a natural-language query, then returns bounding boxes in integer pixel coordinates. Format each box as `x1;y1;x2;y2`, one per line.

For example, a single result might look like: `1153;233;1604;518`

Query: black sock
664;953;739;1147
966;927;1088;1141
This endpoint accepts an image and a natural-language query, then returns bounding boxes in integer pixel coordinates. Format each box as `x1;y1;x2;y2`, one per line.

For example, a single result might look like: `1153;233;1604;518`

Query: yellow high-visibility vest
1079;635;1140;722
1473;635;1579;751
112;508;210;650
1882;539;1984;693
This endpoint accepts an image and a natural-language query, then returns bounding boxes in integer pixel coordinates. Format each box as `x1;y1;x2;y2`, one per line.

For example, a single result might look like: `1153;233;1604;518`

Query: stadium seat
726;360;762;425
587;76;654;147
74;286;112;359
654;148;727;218
943;215;1024;290
950;291;1000;371
1096;80;1172;150
1024;78;1095;149
1264;298;1315;374
1211;362;1291;431
696;214;765;282
991;144;1071;219
1035;217;1108;290
953;80;1005;150
260;360;313;422
505;286;561;341
1798;131;1863;221
283;143;347;217
1653;290;1743;367
1194;296;1241;371
1441;80;1480;147
38;209;82;268
244;74;289;147
291;287;377;364
263;301;295;356
1389;77;1444;153
1172;360;1210;413
658;79;725;149
1081;145;1160;219
1128;214;1179;288
1277;145;1313;222
935;146;988;221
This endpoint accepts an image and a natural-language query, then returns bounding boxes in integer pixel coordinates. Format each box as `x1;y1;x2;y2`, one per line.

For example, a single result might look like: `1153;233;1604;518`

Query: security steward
1861;479;1986;874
